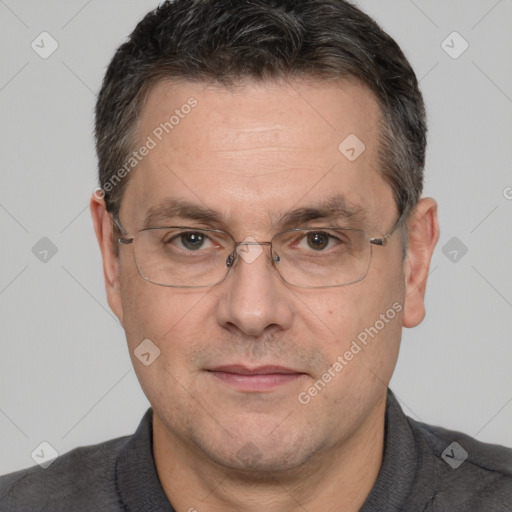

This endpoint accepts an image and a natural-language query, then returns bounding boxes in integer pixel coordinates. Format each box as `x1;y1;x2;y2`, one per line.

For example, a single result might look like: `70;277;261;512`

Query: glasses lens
130;226;371;288
272;228;371;287
133;227;233;287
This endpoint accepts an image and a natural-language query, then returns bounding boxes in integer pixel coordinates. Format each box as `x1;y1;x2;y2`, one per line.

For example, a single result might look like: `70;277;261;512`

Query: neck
153;395;386;512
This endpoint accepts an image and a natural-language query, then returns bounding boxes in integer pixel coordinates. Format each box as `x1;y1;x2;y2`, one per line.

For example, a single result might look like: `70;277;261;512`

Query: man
1;0;511;510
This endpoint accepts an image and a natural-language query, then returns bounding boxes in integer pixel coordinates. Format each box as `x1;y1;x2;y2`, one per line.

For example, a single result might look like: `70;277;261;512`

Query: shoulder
0;435;130;512
409;417;512;511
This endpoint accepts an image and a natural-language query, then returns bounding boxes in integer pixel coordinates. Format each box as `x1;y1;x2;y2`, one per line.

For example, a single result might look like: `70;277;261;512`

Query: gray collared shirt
1;389;511;511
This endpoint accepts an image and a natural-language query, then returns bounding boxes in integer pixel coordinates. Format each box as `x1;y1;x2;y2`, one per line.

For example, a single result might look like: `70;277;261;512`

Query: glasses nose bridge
234;240;272;248
233;240;273;256
227;239;277;270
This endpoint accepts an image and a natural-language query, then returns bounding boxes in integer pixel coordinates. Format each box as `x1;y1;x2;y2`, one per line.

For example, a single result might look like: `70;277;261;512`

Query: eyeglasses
112;211;406;289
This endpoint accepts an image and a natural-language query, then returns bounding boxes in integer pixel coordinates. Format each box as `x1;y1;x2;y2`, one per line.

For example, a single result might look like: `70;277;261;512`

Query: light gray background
1;0;511;475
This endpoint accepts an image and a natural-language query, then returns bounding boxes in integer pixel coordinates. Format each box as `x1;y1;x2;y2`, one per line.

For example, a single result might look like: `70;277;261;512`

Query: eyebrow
276;194;367;229
142;199;223;229
142;194;367;230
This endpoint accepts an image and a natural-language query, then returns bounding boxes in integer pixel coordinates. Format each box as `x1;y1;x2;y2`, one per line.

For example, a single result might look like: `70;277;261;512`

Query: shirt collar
116;409;175;512
360;389;437;511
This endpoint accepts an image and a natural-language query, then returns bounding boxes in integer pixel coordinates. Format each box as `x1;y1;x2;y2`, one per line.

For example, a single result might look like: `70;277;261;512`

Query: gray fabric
1;389;511;511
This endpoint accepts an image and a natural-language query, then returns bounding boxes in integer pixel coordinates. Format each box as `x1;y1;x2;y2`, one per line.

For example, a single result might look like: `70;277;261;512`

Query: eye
164;231;215;251
179;232;208;250
305;232;331;250
298;231;340;251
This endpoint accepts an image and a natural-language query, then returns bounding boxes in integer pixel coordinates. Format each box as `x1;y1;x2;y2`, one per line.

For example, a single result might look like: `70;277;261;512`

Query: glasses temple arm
111;213;134;244
369;208;409;246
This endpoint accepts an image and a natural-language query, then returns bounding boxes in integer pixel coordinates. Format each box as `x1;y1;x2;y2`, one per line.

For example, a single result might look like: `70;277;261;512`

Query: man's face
111;79;407;471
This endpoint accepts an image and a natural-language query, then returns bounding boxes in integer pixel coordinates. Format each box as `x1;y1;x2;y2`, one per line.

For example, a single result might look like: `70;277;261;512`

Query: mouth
206;365;307;392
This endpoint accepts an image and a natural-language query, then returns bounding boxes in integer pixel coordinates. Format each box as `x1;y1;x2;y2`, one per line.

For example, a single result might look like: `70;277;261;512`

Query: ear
402;197;440;328
90;190;124;323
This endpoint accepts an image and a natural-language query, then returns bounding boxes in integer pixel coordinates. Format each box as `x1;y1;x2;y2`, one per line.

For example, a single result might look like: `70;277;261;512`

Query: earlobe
90;193;124;323
402;197;440;328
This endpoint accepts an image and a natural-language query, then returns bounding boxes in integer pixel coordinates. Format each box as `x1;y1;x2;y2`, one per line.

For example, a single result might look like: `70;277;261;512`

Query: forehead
122;78;395;232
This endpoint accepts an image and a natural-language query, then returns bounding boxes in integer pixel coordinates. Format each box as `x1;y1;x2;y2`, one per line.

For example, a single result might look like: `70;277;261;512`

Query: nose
214;241;294;337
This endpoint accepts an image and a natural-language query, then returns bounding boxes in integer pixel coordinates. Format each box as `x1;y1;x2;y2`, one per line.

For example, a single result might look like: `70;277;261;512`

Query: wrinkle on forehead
122;78;394;236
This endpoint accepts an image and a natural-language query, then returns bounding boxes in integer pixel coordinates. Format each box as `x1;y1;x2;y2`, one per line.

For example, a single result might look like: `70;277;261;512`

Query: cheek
308;286;389;344
119;280;212;392
311;259;405;373
118;255;209;349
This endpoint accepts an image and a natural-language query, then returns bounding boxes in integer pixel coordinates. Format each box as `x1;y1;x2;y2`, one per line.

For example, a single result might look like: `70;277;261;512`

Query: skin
91;78;439;512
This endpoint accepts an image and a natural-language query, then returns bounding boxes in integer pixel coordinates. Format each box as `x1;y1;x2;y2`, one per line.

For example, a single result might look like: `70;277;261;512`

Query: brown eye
306;232;330;250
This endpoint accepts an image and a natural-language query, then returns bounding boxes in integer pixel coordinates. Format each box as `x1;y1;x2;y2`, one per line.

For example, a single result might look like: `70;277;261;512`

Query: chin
194;427;318;476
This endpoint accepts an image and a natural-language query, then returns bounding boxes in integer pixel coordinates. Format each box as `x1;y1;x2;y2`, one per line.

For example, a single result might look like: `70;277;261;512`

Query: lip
210;365;301;375
207;365;307;392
